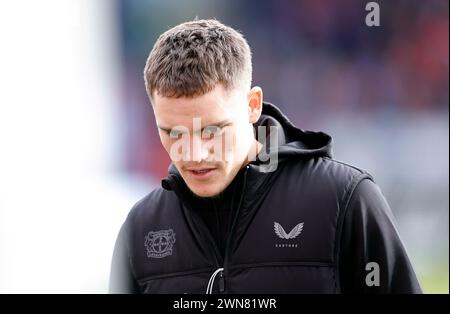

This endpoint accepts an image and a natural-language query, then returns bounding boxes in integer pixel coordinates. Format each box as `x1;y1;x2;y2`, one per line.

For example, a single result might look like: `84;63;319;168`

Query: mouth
186;167;217;179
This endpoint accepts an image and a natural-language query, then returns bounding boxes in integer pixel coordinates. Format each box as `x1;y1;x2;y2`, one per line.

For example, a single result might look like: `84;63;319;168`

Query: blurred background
0;0;448;293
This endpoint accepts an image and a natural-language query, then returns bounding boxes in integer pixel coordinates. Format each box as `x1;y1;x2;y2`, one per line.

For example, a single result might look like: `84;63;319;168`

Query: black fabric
189;168;246;258
338;179;422;293
109;223;140;294
109;102;422;294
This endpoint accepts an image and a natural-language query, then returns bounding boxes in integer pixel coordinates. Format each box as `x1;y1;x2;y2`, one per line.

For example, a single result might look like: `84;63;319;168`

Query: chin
189;184;223;198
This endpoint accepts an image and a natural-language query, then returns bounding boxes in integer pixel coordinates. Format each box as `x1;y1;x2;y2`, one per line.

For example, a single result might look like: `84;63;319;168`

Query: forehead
152;85;243;127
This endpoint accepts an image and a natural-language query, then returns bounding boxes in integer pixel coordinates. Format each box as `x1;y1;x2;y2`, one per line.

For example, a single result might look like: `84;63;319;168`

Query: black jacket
109;102;422;294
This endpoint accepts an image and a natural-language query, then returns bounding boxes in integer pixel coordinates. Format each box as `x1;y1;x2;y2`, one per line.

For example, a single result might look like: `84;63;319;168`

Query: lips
186;167;217;178
191;169;212;173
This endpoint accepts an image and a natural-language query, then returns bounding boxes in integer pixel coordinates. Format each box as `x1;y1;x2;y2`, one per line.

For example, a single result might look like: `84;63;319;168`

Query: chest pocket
137;269;213;294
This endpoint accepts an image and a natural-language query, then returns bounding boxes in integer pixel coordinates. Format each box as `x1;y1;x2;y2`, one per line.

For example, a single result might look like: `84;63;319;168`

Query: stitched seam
333;173;373;293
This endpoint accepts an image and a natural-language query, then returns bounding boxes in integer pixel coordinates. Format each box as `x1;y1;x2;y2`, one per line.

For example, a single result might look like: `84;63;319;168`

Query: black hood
254;102;333;163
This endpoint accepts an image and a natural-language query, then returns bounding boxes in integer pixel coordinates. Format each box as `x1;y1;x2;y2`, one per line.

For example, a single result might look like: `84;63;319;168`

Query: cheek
222;128;238;157
159;135;171;152
160;135;181;159
233;125;251;151
220;127;245;164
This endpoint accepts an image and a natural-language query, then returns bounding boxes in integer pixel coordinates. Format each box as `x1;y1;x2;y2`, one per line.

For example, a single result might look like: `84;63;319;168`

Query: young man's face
152;84;262;197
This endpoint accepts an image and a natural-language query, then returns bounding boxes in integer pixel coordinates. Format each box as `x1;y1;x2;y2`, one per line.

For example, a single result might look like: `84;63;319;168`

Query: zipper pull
219;271;225;293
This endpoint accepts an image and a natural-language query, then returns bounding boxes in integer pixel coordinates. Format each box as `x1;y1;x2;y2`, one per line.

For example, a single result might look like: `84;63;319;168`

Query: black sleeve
109;222;141;294
338;178;423;293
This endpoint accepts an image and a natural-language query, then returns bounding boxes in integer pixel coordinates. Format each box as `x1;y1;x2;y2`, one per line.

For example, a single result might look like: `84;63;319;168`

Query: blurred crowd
117;0;448;178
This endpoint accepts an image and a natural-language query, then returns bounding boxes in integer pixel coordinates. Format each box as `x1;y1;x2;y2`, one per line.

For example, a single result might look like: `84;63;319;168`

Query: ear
247;86;263;124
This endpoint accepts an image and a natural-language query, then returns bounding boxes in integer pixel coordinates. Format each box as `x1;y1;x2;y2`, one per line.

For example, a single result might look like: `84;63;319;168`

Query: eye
204;125;221;134
169;129;184;138
203;125;223;138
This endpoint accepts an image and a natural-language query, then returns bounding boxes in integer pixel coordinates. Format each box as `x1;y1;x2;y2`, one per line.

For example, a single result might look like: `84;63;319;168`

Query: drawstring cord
206;267;224;294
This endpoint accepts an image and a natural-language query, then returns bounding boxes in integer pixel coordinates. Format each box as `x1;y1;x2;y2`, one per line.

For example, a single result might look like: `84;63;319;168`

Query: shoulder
123;186;179;231
280;156;373;198
265;157;375;224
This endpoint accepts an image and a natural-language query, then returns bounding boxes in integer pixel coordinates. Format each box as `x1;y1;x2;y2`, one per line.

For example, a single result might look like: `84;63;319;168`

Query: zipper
221;165;249;293
193;207;224;271
171;166;250;294
219;271;225;292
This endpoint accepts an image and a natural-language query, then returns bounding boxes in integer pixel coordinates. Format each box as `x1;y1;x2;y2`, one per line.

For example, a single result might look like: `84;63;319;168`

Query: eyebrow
158;120;232;134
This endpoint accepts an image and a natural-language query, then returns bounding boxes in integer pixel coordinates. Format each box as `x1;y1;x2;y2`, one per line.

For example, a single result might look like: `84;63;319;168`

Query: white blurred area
0;1;149;293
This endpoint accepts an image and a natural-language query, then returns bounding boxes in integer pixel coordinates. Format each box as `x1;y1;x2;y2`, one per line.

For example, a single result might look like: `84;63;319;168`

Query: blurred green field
417;259;449;294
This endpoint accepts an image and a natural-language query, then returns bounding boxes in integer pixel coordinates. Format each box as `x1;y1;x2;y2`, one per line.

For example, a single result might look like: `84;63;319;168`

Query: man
109;19;422;294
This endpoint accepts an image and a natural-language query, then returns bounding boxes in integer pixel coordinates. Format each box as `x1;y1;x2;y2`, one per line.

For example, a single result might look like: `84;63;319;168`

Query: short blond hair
144;19;252;99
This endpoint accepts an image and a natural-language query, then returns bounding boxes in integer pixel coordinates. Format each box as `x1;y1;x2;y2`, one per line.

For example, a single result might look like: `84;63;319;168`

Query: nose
192;134;213;162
